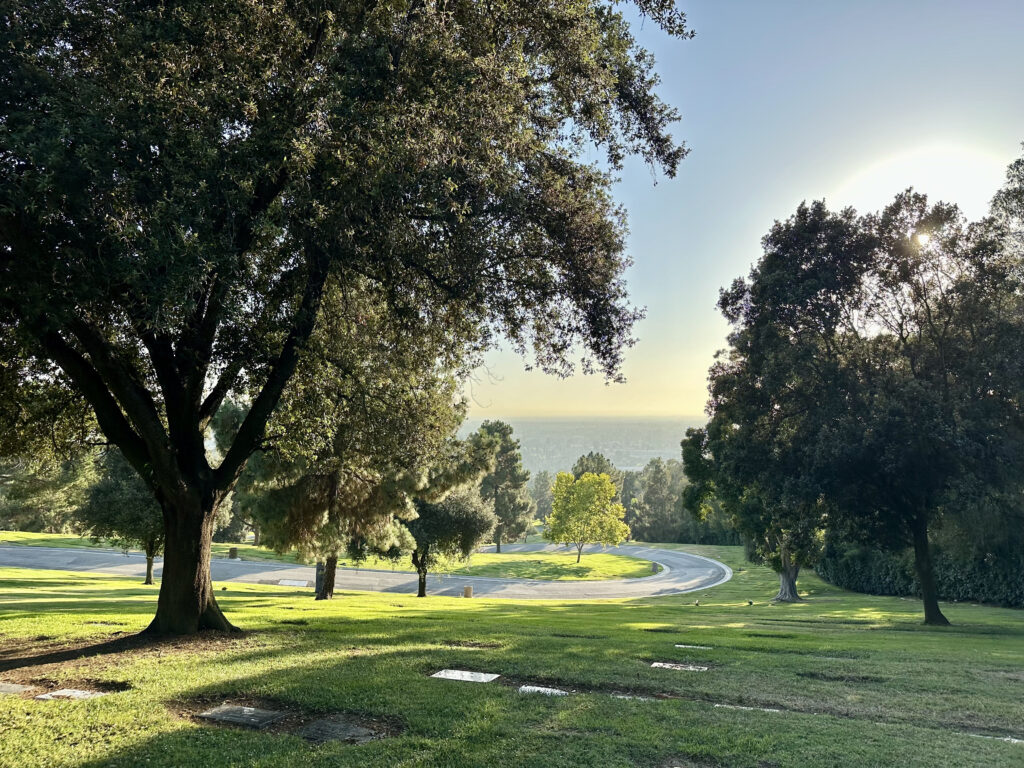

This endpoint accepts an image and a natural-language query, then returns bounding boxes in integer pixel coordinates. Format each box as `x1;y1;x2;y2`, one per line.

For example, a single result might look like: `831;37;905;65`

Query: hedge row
815;542;1024;609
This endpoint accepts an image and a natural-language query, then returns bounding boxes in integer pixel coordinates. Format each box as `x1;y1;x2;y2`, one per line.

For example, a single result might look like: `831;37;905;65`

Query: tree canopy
545;472;629;562
691;186;1024;621
0;1;691;634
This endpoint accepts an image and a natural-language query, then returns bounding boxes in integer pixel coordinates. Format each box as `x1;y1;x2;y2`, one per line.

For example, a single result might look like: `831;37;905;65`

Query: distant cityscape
459;417;701;476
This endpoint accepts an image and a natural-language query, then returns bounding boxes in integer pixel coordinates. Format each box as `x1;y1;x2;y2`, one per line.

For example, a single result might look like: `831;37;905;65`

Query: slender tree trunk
144;539;155;586
772;546;802;602
911;513;949;626
495;530;502;554
412;549;428;597
144;494;237;635
576;543;583;563
316;554;337;600
252;525;260;547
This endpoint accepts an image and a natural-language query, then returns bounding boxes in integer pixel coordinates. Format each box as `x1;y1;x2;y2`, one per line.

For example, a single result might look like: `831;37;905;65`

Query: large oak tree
0;1;690;633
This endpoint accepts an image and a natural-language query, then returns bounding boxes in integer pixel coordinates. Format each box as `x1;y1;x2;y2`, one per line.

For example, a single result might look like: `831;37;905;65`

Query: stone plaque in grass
430;669;500;683
651;662;709;672
35;689;107;700
674;644;712;650
198;704;287;729
0;682;35;695
518;685;569;696
298;717;378;745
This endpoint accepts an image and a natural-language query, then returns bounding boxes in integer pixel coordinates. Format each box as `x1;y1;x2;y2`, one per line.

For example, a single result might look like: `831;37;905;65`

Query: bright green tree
0;2;690;634
545;472;629;562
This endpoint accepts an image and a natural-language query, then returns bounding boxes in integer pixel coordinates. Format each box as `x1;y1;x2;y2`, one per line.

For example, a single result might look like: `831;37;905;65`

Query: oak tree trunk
774;566;801;602
773;545;802;602
316;554;337;600
144;494;237;635
911;513;949;626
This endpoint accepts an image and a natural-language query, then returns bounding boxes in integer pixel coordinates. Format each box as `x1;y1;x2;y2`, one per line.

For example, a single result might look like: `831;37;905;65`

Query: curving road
0;542;730;600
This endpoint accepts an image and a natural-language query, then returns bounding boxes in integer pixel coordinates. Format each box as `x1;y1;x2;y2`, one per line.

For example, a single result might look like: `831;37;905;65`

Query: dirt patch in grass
0;631;251;675
278;619;310;626
744;632;798;639
442;640;503;649
659;756;718;768
172;693;404;742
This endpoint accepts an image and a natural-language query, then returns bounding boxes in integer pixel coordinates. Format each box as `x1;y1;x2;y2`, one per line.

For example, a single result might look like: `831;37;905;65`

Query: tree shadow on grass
0;630;243;673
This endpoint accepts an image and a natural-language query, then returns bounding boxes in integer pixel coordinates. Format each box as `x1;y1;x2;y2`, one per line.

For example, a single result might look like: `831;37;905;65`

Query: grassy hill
0;545;1022;767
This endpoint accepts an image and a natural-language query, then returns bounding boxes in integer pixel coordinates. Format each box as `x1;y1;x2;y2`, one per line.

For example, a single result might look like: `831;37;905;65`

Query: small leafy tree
478;421;533;552
405;488;496;598
78;449;163;584
545;472;629;562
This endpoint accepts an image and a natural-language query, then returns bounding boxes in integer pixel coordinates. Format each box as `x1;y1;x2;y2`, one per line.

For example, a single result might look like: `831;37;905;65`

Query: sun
831;142;1008;219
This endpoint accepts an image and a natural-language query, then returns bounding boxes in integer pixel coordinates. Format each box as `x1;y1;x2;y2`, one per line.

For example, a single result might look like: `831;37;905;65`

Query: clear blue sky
468;0;1024;420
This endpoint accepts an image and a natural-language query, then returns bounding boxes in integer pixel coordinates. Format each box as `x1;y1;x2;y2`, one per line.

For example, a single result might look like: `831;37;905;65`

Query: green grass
0;530;306;565
448;551;656;580
1;546;1022;767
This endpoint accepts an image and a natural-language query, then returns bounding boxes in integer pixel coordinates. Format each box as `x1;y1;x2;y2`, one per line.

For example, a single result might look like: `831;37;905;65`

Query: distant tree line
527;451;740;546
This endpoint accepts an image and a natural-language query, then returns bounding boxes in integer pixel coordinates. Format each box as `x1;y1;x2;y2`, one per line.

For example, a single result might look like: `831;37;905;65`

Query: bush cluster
815;541;1024;608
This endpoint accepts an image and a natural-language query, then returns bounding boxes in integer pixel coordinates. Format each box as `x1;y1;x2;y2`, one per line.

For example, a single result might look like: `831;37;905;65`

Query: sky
466;0;1024;421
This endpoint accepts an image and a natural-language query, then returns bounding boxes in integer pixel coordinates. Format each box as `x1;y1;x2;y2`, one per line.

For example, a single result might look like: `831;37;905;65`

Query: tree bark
773;566;801;602
576;543;583;563
772;546;802;602
417;569;427;598
252;525;260;547
144;494;238;635
412;549;428;597
911;513;950;626
316;554;337;600
495;531;502;554
144;539;155;586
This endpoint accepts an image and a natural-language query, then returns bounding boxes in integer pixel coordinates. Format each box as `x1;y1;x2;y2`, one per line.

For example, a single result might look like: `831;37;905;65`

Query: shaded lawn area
0;530;306;566
1;546;1022;768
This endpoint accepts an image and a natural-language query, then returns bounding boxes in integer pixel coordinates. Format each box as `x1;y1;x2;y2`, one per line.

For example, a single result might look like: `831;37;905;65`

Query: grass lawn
1;546;1022;767
0;530;306;565
446;551;657;580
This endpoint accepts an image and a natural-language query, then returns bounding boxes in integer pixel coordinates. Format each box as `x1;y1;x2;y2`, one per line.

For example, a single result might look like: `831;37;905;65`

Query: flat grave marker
431;669;500;683
35;689;107;700
651;662;709;672
198;704;287;729
675;644;712;650
0;682;35;695
518;685;569;696
297;717;378;745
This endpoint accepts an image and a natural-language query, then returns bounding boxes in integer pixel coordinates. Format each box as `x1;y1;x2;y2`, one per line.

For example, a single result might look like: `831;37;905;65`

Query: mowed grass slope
0;546;1022;768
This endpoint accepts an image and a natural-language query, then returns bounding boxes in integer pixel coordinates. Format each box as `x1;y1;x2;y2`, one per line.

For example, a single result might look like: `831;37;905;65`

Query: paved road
0;542;730;600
